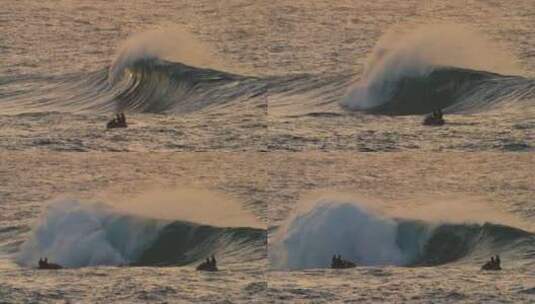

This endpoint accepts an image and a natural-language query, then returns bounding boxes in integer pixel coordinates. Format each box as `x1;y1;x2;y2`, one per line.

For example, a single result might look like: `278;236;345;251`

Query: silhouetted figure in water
433;109;443;120
119;113;127;126
37;257;62;270
197;255;218;272
481;255;501;271
211;255;217;267
423;109;445;126
330;254;356;269
106;112;128;129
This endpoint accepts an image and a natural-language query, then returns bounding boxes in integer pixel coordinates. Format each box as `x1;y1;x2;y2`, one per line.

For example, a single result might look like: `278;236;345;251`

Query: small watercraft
38;258;63;270
423;115;445;126
196;261;218;272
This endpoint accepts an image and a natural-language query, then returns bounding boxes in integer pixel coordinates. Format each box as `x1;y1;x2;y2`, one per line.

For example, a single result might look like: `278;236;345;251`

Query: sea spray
16;196;266;268
111;188;264;229
0;26;266;114
341;24;522;113
16;199;163;268
270;200;412;269
270;198;535;269
109;26;223;84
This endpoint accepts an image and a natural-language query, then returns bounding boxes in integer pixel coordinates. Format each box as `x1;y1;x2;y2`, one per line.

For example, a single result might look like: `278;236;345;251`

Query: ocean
1;0;534;303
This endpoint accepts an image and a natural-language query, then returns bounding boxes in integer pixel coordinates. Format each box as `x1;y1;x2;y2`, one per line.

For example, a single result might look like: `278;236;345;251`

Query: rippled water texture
1;0;534;303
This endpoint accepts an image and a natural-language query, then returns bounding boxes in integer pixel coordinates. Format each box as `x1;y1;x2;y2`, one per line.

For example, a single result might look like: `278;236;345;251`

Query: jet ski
107;113;128;129
481;255;502;271
196;261;218;272
423;109;445;126
481;260;501;271
38;258;63;270
196;256;218;272
331;255;357;269
332;260;356;269
423;115;445;126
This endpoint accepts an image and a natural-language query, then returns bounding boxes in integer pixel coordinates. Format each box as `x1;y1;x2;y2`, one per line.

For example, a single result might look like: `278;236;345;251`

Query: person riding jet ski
196;255;218;272
38;257;63;270
106;113;128;129
481;255;501;271
330;254;356;269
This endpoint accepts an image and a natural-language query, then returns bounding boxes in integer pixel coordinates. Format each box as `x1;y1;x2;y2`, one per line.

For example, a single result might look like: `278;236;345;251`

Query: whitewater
3;6;534;152
0;153;269;303
1;0;534;303
266;153;534;303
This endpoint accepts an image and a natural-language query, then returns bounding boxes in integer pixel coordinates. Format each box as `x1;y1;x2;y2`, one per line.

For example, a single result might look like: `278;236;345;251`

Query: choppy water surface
266;152;534;303
0;152;268;303
2;1;534;152
1;0;534;303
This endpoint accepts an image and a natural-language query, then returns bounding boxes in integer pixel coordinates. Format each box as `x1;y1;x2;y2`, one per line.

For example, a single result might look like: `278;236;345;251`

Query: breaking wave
3;25;534;117
0;58;267;115
16;200;266;268
341;66;535;115
270;200;535;270
340;24;535;115
0;27;268;115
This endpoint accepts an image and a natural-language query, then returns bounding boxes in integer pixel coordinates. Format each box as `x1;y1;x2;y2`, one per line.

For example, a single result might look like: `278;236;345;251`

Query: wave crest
109;27;221;85
341;24;534;115
270;200;534;270
16;200;266;268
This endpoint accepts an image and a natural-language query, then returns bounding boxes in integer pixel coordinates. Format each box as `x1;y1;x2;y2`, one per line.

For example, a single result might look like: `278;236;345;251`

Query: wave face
341;66;535;115
340;25;535;115
16;200;266;268
111;58;267;114
270;201;535;270
0;58;267;115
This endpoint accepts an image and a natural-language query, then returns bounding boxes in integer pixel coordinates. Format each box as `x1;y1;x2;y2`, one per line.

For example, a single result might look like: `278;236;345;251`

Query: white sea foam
16;199;162;268
109;26;220;84
341;24;519;110
270;199;410;269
